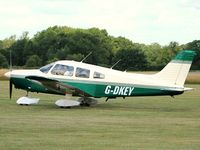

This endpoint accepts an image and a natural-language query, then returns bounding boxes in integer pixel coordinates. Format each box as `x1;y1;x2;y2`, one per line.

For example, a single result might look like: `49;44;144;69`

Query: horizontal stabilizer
183;87;193;91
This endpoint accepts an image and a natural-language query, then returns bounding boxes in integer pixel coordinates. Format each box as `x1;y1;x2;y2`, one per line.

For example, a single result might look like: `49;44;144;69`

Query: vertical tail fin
154;50;196;86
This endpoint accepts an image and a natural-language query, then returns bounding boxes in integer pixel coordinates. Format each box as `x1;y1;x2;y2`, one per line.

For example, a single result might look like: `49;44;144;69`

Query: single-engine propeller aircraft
4;50;196;107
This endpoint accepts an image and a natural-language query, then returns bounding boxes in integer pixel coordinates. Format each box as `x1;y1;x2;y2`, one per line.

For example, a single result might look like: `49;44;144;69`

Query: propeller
9;48;12;99
9;79;13;99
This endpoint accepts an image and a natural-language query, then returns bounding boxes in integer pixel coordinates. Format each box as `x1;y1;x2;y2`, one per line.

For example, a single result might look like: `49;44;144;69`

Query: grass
185;72;200;84
0;80;200;150
0;69;8;80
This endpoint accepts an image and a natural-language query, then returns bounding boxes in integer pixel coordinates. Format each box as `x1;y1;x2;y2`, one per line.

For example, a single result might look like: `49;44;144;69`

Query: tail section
154;50;196;86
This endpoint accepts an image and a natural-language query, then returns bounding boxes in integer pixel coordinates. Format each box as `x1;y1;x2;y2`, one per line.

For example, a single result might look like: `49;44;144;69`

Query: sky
0;0;200;45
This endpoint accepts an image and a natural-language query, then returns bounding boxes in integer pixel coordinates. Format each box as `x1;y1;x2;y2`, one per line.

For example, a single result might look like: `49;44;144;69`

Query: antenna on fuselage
110;59;121;69
81;51;92;63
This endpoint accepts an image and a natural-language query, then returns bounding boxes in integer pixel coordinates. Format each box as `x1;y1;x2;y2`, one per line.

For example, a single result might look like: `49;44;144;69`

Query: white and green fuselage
5;50;196;99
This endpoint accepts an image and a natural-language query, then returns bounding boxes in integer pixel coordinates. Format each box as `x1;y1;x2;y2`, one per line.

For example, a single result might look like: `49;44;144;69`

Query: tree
66;53;84;61
162;41;182;63
185;40;200;69
9;32;30;66
114;47;147;71
0;35;16;50
0;25;198;70
142;43;163;69
142;42;184;70
111;36;134;54
0;53;8;68
25;55;42;67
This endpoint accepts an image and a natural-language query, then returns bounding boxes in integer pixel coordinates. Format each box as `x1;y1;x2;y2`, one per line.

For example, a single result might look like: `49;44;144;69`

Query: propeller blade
9;48;13;99
9;79;12;99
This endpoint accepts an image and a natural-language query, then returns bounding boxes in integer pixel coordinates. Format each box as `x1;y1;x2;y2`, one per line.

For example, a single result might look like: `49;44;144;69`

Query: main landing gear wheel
78;97;98;107
55;99;80;108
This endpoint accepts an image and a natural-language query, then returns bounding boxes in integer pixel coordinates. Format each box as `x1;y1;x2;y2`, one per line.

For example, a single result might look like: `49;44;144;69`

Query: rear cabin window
75;67;90;78
93;72;105;79
51;64;74;76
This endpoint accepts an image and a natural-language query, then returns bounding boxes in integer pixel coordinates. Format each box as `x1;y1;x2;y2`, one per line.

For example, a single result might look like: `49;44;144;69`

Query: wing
25;76;90;97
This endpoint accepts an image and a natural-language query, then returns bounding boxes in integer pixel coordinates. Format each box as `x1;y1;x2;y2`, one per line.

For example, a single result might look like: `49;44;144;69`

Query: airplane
4;50;196;107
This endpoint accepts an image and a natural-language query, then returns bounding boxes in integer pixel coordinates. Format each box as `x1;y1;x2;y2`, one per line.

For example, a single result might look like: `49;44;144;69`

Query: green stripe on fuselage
11;77;183;98
66;82;183;97
11;77;53;94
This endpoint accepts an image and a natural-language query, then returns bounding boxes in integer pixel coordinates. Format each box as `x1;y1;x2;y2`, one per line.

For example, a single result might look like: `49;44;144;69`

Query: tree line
0;26;199;70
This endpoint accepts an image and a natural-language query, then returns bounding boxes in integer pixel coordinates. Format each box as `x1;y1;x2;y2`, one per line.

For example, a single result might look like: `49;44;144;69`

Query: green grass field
0;81;200;150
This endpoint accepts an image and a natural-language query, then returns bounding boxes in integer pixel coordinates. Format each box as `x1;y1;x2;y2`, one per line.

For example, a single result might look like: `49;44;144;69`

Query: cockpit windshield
39;63;55;73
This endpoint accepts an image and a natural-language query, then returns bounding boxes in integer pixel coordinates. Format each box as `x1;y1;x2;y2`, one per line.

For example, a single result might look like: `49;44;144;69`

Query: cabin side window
40;63;55;74
51;64;74;76
75;67;90;78
93;72;105;79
